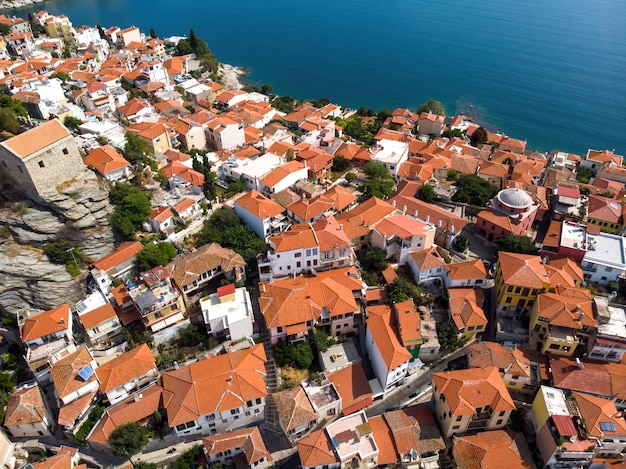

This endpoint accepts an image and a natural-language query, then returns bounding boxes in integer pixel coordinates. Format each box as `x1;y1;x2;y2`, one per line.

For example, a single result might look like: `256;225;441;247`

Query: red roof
556;186;580;199
552;414;577;437
217;284;236;297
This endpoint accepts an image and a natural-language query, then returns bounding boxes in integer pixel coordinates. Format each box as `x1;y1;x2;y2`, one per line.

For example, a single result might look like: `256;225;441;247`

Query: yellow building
529;286;596;357
43;15;74;42
494;252;581;318
448;288;487;342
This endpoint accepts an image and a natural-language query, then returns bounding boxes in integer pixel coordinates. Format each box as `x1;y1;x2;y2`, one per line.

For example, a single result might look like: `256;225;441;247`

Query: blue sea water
7;0;626;156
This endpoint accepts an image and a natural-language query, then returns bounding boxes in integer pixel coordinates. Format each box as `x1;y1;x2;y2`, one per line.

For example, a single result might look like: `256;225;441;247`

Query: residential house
77;302;124;350
402;404;447;467
452;430;535;469
287;193;335;224
117;26;141;47
499;137;527;154
88;383;163;450
581;231;626;285
327;363;374;416
445;259;488;288
165;242;246;296
18;304;74;371
273;385;319;442
475;187;539;243
95;344;158;405
372;139;409;178
494;252;580;318
296;145;334;182
366;305;412;391
162;160;205;194
540;220;588;264
448;288;487;342
147;206;176;234
587;300;626;362
171;197;201;223
90;241;143;296
370;215;436;265
126;122;172;154
408;248;447;285
393;300;424;360
297;429;340;469
549;186;583;220
30;447;80;469
258;160;308;196
117;98;153;122
301;375;342;423
477;160;510;189
586;195;625;235
418;112;444;135
84;145;131;181
126;266;187;333
214;89;250;109
529;286;596;357
324;411;379;467
200;284;254;341
0;119;85;199
432;366;516;438
203;427;272;469
206;115;245;150
335;197;397;249
369;410;422;468
50;345;99;431
259;266;364;344
220;153;285;192
258;216;354;282
5;32;35;57
233;189;288;240
574;392;626;459
161;344;267;436
467;342;549;394
42;14;73;41
168;117;207;151
531;386;595;468
580;149;623;172
3;384;53;437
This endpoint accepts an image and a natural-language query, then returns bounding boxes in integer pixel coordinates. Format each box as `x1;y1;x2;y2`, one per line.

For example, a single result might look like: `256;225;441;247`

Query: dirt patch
281;366;309;383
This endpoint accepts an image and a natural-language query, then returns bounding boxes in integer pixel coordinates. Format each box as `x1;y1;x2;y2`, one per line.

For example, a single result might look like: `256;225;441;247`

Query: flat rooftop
302;378;341;412
373;139;408;164
320;339;361;373
200;287;252;325
560;222;587;250
599;305;626;340
538;385;570;417
584;232;626;268
325;411;378;463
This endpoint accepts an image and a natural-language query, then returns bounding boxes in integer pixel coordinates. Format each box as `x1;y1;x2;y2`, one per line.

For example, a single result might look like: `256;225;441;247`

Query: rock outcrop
0;169;117;313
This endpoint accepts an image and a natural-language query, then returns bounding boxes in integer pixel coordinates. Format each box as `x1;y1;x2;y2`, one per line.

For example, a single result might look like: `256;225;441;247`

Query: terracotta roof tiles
203;427;271;466
1;119;70;159
96;344;156;394
20;304;70;343
3;384;48;427
367;305;412;370
453;430;535;469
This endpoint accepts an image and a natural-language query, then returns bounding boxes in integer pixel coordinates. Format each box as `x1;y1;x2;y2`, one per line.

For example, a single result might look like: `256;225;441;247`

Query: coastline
0;0;45;10
218;63;246;91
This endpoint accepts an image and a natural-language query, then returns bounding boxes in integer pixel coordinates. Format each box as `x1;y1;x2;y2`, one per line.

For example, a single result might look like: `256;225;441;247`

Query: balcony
26;336;71;363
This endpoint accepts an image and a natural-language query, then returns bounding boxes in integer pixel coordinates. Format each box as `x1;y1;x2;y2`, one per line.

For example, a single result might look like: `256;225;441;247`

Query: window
336;325;341;329
452;425;460;430
38;160;45;168
515;286;521;294
517;298;525;307
246;400;253;407
507;286;513;293
296;261;301;268
505;296;512;304
295;252;302;257
549;343;560;350
496;419;503;425
277;327;283;333
62;148;69;155
467;326;474;331
256;398;262;405
306;249;311;256
456;416;462;422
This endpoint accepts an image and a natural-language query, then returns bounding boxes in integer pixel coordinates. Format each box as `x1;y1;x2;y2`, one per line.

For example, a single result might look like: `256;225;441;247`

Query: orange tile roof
327;362;373;415
323;184;358;212
335;197;397;240
1;119;70;158
448;288;487;331
383;409;421;456
453;429;535;469
497;252;548;289
587;195;623;223
50;345;97;401
149;206;174;224
574;392;626;438
160;344;267;427
550;357;626;401
273;385;318;433
96;344;156;394
446;258;487;281
165;242;245;290
84;145;130;175
297;429;338;468
433;367;516;416
203;427;272;466
393;300;422;346
312;215;352;250
260;160;306;189
88;383;163;446
367;305;412;370
374;214;430;240
57;389;97;427
117;97;150;117
161;160;205;186
388;192;468;233
20;304;70;343
235;189;284;220
4;384;48;426
269;222;318;252
408;248;446;272
31;447;77;469
172;197;197;214
368;415;398;465
92;241;143;272
535;288;595;329
467;343;531;379
79;303;117;330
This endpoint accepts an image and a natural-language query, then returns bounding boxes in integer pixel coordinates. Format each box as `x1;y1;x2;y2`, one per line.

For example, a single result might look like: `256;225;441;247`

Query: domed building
475;187;539;242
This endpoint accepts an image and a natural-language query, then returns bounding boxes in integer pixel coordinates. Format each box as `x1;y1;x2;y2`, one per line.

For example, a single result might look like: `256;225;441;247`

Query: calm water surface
8;0;626;155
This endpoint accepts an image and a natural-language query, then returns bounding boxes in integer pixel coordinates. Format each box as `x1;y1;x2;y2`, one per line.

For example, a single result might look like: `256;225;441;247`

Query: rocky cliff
0;169;116;313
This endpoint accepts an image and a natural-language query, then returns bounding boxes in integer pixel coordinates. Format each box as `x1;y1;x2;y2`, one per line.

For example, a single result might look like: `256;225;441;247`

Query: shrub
345;172;356;183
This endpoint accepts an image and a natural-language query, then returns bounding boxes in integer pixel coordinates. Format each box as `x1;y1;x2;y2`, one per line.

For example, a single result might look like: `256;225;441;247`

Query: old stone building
0;119;85;198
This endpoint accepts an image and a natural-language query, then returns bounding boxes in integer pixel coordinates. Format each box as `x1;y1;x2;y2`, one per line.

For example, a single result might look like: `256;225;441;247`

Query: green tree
332;156;350;173
224;178;247;198
50;71;71;83
361;247;388;271
446;169;459;182
437;322;463;353
361;270;378;286
273;341;313;369
496;235;538;254
363;161;391;179
261;83;273;95
137;242;177;271
44;240;83;265
362;161;394;200
0;108;21;134
109;183;152;238
0;24;11;36
134;462;157;469
388;277;424;307
0;372;16;422
175;38;193;56
345;172;356;183
451;174;499;207
272;95;296;113
63;115;83;132
442;128;464;138
417;183;436;202
149;28;157;39
171;446;203;469
123;131;154;167
417;99;445;116
470;126;488;147
576;167;594;184
108;422;148;457
452;233;472;253
97;24;106;39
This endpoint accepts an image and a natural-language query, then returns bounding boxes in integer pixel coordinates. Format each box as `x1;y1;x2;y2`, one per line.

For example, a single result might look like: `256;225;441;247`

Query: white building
200;285;254;341
220;153;284;191
370;215;436;265
233;189;288;241
372;139;409;178
259;160;308;196
325;412;379;467
581;232;626;285
206;115;245;150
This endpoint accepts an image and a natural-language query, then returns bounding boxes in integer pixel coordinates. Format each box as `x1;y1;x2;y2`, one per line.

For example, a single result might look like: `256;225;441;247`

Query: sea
6;0;626;156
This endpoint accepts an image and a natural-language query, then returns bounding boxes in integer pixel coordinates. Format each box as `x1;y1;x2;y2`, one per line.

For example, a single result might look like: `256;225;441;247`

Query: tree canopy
417;183;436;202
437;322;463;353
452;233;472;253
63;115;83;132
123;131;154;167
109;183;152;238
137;242;178;271
388;277;425;307
417;99;445;116
576;167;594;184
495;235;538;254
470;126;488;147
108;422;148;457
451;174;499;207
360;247;388;271
273;340;314;369
362;161;395;200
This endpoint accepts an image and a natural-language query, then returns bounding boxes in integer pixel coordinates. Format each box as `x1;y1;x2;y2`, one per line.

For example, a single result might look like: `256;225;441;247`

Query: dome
496;188;533;209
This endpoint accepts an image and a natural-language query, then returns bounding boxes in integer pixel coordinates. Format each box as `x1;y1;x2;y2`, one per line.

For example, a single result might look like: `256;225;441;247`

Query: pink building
475;188;539;242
